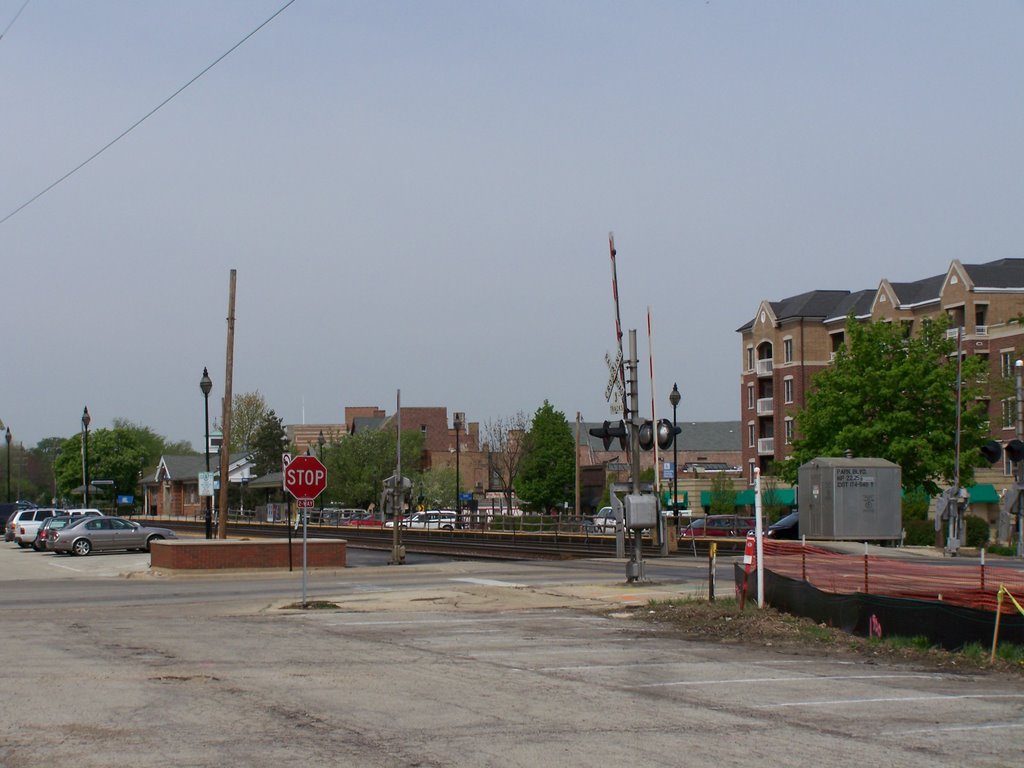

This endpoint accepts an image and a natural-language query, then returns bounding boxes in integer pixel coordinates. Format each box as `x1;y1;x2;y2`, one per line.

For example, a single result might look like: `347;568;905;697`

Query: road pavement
1;544;1022;767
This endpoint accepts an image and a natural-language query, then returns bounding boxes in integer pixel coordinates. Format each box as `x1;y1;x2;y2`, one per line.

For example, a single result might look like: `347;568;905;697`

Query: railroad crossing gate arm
998;484;1024;542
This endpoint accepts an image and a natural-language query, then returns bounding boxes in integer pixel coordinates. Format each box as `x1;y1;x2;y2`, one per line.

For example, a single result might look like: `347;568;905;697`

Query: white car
588;506;619;534
384;510;459;530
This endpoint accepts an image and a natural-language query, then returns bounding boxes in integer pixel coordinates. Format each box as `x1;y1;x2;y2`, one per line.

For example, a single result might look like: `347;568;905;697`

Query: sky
2;1;1024;451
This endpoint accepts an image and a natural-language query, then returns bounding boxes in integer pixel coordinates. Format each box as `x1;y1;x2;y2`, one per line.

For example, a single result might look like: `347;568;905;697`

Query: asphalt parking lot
2;543;1023;767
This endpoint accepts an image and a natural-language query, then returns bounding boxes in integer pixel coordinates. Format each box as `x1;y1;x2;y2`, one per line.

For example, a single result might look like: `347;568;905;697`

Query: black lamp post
669;383;681;526
200;368;213;539
454;412;463;529
81;407;91;507
5;426;11;503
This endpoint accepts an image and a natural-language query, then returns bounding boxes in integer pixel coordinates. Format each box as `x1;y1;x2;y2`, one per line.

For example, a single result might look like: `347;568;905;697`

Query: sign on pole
282;454;327;501
198;472;215;497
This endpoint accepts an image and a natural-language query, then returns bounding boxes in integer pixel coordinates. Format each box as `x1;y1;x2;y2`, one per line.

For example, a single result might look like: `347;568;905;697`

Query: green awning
698;488;796;509
735;489;756;505
762;488;797;506
968;484;1000;504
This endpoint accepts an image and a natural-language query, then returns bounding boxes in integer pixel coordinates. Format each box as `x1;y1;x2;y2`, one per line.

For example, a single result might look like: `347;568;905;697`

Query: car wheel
71;538;92;556
31;542;42;551
145;535;164;552
16;541;29;548
442;524;454;531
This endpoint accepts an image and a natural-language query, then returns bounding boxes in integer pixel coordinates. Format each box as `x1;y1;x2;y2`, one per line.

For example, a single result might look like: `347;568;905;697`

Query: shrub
965;515;990;548
903;519;936;546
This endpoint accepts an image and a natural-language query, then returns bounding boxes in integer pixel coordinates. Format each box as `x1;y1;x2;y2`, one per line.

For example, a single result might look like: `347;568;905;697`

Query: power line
0;0;298;227
0;0;31;43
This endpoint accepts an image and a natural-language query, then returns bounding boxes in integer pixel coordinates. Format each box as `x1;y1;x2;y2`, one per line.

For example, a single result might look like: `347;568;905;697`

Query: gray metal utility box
798;457;902;541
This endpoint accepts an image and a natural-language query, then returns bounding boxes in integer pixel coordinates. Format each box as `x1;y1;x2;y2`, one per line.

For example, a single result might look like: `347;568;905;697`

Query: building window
747;424;755;448
1002;398;1016;430
747;384;754;409
783;377;794;404
1001;352;1015;379
783;338;793;363
746;346;754;371
784;418;794;445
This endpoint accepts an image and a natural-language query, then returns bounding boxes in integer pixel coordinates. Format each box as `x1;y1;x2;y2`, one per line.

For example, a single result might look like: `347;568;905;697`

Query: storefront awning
968;484;1000;504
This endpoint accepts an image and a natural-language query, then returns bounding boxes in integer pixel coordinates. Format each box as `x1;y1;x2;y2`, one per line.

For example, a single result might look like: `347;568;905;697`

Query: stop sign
283;455;327;500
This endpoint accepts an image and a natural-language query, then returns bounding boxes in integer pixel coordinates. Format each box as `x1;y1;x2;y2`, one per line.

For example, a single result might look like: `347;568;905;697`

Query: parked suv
9;508;63;548
384;510;458;530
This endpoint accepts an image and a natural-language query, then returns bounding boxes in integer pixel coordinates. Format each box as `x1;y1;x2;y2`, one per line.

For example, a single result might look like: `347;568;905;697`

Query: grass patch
870;635;934;652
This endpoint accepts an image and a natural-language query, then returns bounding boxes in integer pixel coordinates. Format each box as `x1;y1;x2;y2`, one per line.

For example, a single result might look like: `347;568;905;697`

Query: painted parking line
640;673;935;688
881;722;1024;736
762;693;1024;709
449;578;528;587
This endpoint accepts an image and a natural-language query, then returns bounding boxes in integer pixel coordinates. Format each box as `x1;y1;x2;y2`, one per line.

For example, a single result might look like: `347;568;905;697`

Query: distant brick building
738;258;1024;485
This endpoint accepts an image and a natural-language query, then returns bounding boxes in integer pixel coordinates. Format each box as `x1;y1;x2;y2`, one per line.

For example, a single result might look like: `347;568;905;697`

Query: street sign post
281;454;327;607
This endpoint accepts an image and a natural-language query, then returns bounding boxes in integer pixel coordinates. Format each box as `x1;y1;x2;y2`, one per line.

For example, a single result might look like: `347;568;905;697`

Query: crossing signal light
1006;439;1024;464
589;419;627;451
637;419;681;451
981;440;1002;464
657;419;681;450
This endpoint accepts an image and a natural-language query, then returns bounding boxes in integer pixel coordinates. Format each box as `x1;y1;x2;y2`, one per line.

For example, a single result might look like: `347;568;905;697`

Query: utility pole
1016;360;1023;558
218;269;237;539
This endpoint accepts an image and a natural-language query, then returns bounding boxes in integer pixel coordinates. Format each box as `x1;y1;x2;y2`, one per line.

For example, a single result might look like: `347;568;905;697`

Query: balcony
756;397;774;416
756;359;774;377
975;325;989;336
757;437;775;455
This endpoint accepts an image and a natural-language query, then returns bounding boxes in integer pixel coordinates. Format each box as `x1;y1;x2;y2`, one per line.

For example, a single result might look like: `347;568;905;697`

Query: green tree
112;418;194;466
417;466;457;509
53;428;149;506
249;410;287;476
229;391;269;453
708;473;737;516
779;316;989;495
517;401;575;513
323;428;424;509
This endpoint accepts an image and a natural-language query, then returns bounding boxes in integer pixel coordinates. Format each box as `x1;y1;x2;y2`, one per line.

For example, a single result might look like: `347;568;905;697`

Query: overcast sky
3;1;1023;450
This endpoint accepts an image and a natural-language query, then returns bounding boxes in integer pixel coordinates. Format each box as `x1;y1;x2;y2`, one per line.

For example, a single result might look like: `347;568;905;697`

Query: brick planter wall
150;539;346;570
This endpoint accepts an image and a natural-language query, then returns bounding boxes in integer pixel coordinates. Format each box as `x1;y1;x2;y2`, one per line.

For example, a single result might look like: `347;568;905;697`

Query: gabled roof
738;290;852;332
824;289;875;324
962;258;1024;290
151;452;251;483
770;290;852;322
351;416;387;433
888;273;945;307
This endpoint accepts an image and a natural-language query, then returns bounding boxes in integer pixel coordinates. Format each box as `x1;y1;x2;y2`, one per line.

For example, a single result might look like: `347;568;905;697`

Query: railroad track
158;519;747;560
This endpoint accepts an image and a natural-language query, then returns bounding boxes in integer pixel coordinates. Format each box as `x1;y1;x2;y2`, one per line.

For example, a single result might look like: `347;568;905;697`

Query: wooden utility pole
217;269;237;539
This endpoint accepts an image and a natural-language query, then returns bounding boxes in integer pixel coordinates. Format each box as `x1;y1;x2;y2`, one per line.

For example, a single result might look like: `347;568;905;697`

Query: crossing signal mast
591;234;683;581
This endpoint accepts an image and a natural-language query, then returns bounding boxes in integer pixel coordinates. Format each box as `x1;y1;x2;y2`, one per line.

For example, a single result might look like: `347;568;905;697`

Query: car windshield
772;512;799;527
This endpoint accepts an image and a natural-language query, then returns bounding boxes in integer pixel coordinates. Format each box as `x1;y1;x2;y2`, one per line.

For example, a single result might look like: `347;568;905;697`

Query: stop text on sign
282;455;327;500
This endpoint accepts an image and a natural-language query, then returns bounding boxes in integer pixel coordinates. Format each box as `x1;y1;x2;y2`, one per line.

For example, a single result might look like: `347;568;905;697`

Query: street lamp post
5;427;11;503
454;412;464;529
200;368;213;539
81;407;91;507
669;383;681;528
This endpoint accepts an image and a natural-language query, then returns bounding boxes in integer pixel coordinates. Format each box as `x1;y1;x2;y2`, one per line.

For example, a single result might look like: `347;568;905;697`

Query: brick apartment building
739;258;1024;485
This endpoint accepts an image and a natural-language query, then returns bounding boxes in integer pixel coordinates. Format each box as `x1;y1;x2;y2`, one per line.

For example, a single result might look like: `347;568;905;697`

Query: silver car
49;516;177;556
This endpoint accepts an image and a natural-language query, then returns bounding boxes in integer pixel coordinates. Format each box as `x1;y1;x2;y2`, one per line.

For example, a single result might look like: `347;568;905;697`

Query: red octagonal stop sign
283;455;327;500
